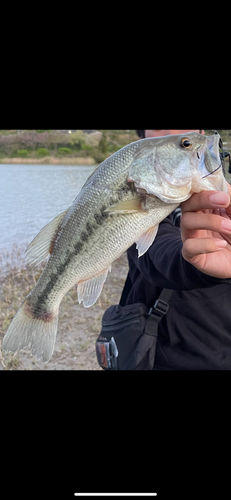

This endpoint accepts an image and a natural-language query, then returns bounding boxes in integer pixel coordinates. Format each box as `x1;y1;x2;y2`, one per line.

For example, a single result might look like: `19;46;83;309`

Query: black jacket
121;212;231;370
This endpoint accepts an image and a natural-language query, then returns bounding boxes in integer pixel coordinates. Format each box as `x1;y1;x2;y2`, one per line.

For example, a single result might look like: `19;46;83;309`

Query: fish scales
27;143;141;313
2;132;227;362
29;187;166;313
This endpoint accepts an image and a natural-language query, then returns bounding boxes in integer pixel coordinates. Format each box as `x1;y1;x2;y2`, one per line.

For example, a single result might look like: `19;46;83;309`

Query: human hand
180;184;231;279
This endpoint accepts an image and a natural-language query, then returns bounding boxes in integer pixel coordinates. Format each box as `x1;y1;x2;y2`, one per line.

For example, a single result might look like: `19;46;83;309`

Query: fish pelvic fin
25;209;68;266
77;267;111;307
1;297;58;363
136;224;159;257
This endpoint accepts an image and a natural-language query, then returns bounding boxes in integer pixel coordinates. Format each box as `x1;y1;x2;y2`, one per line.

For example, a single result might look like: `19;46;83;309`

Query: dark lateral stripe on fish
33;206;110;315
26;297;55;322
86;222;94;235
80;231;89;242
94;205;108;225
33;187;139;316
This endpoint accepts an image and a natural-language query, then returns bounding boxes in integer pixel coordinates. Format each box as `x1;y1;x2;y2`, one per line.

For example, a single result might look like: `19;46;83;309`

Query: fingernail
221;219;231;231
215;239;228;248
209;192;230;205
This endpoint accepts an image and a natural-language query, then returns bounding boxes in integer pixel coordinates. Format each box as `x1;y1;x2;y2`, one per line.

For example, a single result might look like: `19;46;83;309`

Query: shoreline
0;156;97;165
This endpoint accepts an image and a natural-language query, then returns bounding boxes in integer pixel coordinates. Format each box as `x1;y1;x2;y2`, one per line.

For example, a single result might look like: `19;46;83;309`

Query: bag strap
145;287;173;337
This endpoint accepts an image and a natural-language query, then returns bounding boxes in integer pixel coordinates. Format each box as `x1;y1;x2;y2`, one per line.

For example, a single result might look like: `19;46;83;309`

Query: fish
1;132;227;363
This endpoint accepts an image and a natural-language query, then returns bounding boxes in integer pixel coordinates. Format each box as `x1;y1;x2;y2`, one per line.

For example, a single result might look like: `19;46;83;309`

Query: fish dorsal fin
25;209;68;266
104;195;145;214
77;267;111;307
136;225;159;257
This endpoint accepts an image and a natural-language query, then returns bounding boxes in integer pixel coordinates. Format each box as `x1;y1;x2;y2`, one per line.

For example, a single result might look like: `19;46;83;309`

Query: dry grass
0;245;46;369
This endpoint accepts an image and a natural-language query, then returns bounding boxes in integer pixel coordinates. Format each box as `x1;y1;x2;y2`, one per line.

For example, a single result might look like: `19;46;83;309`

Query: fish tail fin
1;297;58;363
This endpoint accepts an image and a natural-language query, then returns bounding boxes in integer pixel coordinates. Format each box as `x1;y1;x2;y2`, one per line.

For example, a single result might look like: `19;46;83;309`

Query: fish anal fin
77;267;111;307
136;225;159;257
104;196;146;214
25;209;68;266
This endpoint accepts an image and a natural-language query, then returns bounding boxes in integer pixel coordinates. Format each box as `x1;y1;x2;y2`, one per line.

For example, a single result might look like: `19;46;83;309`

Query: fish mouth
202;163;222;179
201;134;222;178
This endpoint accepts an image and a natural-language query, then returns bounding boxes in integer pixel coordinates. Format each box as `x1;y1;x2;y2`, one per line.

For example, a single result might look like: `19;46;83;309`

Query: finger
182;237;228;261
181;190;230;214
226;182;231;198
225;183;231;217
181;211;231;239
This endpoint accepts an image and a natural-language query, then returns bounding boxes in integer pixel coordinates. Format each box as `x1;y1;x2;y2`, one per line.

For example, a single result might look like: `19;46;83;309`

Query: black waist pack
96;288;173;370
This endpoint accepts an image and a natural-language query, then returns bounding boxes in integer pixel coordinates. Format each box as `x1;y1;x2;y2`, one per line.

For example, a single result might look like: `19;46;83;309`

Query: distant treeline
0;130;138;163
1;130;225;163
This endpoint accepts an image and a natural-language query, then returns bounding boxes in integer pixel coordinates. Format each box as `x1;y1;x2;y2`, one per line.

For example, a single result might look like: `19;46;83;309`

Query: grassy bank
2;130;229;166
0;130;138;165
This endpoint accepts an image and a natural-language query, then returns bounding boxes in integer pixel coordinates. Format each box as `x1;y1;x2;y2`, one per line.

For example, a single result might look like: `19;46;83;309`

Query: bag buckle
151;299;169;316
96;336;118;370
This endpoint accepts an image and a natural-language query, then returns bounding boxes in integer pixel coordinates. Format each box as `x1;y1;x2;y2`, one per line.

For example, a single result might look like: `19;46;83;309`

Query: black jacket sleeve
127;217;231;291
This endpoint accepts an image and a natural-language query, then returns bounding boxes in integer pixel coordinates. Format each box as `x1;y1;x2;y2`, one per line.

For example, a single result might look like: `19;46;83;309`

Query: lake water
0;164;94;258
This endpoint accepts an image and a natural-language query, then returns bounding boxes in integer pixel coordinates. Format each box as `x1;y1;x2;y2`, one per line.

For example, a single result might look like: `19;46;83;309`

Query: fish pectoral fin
25;209;68;266
136;225;159;257
104;196;146;214
77;267;111;308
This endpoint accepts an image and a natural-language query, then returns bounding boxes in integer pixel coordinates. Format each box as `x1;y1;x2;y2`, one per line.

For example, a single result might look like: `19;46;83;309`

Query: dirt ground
0;252;129;370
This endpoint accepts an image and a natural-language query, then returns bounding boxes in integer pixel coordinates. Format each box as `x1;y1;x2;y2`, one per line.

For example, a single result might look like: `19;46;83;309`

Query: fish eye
180;138;192;149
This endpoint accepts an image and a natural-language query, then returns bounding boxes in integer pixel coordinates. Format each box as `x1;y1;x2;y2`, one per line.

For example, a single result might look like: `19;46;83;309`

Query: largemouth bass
1;132;227;362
